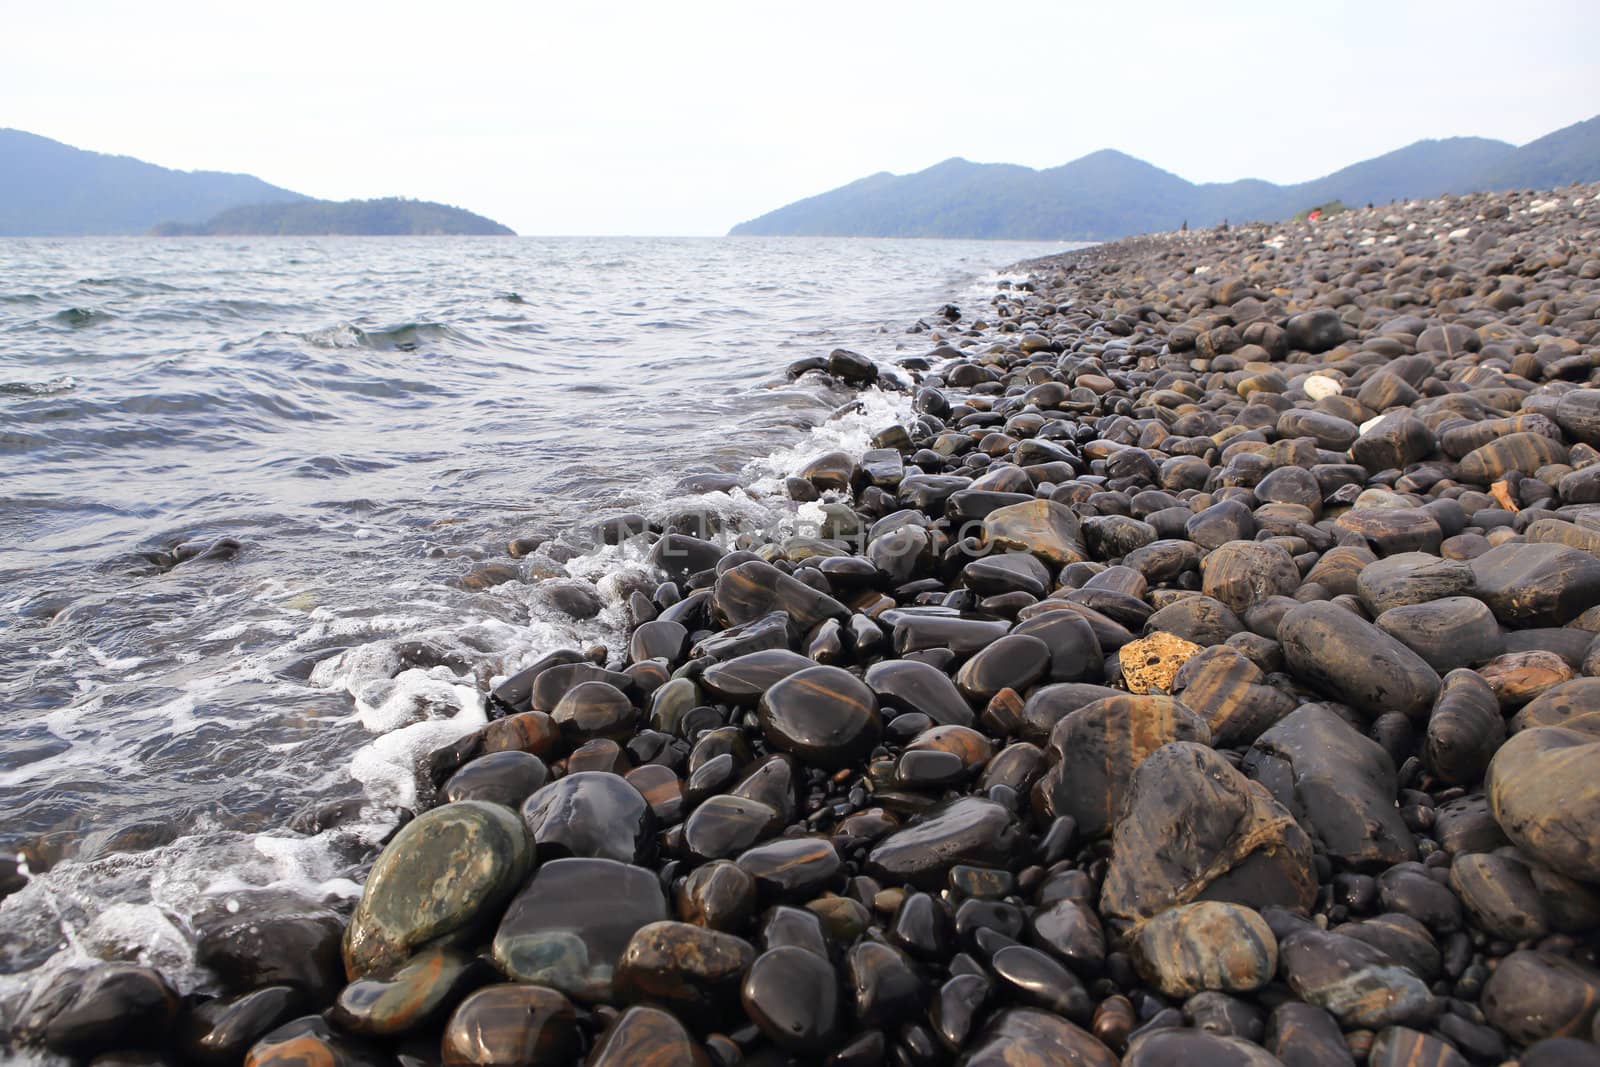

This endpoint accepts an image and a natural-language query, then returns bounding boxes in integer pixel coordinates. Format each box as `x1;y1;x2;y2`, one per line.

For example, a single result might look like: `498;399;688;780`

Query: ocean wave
0;376;77;396
48;307;113;328
290;320;477;352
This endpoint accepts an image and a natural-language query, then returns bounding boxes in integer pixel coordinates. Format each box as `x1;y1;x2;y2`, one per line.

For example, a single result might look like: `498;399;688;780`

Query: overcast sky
4;0;1596;235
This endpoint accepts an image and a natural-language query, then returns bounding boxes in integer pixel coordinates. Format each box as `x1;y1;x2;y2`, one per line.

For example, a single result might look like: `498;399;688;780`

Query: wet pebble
1101;742;1316;929
1201;541;1303;613
522;771;653;864
328;945;485;1036
1365;1026;1468;1067
930;972;990;1051
1470;542;1600;627
344;801;533;979
439;983;578;1066
699;648;814;704
954;633;1051;701
675;859;757;931
1123;1027;1286;1066
491;857;667;1001
991;943;1093;1022
865;796;1020;889
1028;898;1105;976
864;657;976;726
1042;694;1210;838
846;939;921;1025
1487;724;1600;882
586;1004;709;1067
757;665;882;770
243;1017;385;1067
196;907;345;1004
1278;601;1441;720
1242;704;1416;869
1264;1001;1352;1066
26;964;179;1058
1423;669;1504;787
1134;901;1278;999
442;750;549;808
683;794;780;861
1480;949;1600;1045
980;499;1089;566
739;945;841;1053
736;836;842;900
614;920;755;1016
1279;927;1438;1028
959;1007;1118;1067
180;987;304;1067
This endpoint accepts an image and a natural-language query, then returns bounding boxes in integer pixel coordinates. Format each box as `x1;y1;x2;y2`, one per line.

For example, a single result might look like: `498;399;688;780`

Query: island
151;197;515;236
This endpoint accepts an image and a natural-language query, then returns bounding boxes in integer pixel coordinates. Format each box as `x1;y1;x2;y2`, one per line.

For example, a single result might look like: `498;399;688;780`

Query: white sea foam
0;822;371;1040
347;683;487;810
352;668;475;733
742;387;916;498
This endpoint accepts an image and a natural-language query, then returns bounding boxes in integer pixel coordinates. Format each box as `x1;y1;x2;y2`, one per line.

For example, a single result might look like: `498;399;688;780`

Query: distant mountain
0;130;514;237
729;115;1600;240
748;152;1201;243
1235;137;1518;219
1469;114;1600;192
151;197;515;236
0;128;307;236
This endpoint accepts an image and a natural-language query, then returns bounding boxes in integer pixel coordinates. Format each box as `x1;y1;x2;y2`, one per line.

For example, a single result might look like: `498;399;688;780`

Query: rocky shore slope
9;182;1600;1066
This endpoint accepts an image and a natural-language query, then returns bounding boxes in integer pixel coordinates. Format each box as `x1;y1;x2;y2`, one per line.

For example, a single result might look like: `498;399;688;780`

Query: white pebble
1303;375;1341;400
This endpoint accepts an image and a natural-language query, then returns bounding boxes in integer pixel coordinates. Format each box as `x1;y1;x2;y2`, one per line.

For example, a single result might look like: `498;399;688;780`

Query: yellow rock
1121;631;1203;694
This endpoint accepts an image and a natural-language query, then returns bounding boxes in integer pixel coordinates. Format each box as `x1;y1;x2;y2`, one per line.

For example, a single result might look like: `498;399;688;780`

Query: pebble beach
9;181;1600;1066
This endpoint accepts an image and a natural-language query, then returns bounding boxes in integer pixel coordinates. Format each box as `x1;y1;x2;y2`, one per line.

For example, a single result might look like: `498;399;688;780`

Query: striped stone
1133;901;1277;998
1041;695;1211;838
1459;431;1568;483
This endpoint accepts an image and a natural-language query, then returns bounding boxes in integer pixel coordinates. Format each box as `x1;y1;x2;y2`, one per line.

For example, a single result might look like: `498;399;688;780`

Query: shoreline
10;185;1600;1064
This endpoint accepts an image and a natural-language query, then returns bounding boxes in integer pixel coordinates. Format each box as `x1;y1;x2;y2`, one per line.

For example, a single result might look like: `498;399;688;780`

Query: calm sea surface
0;235;1078;1000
